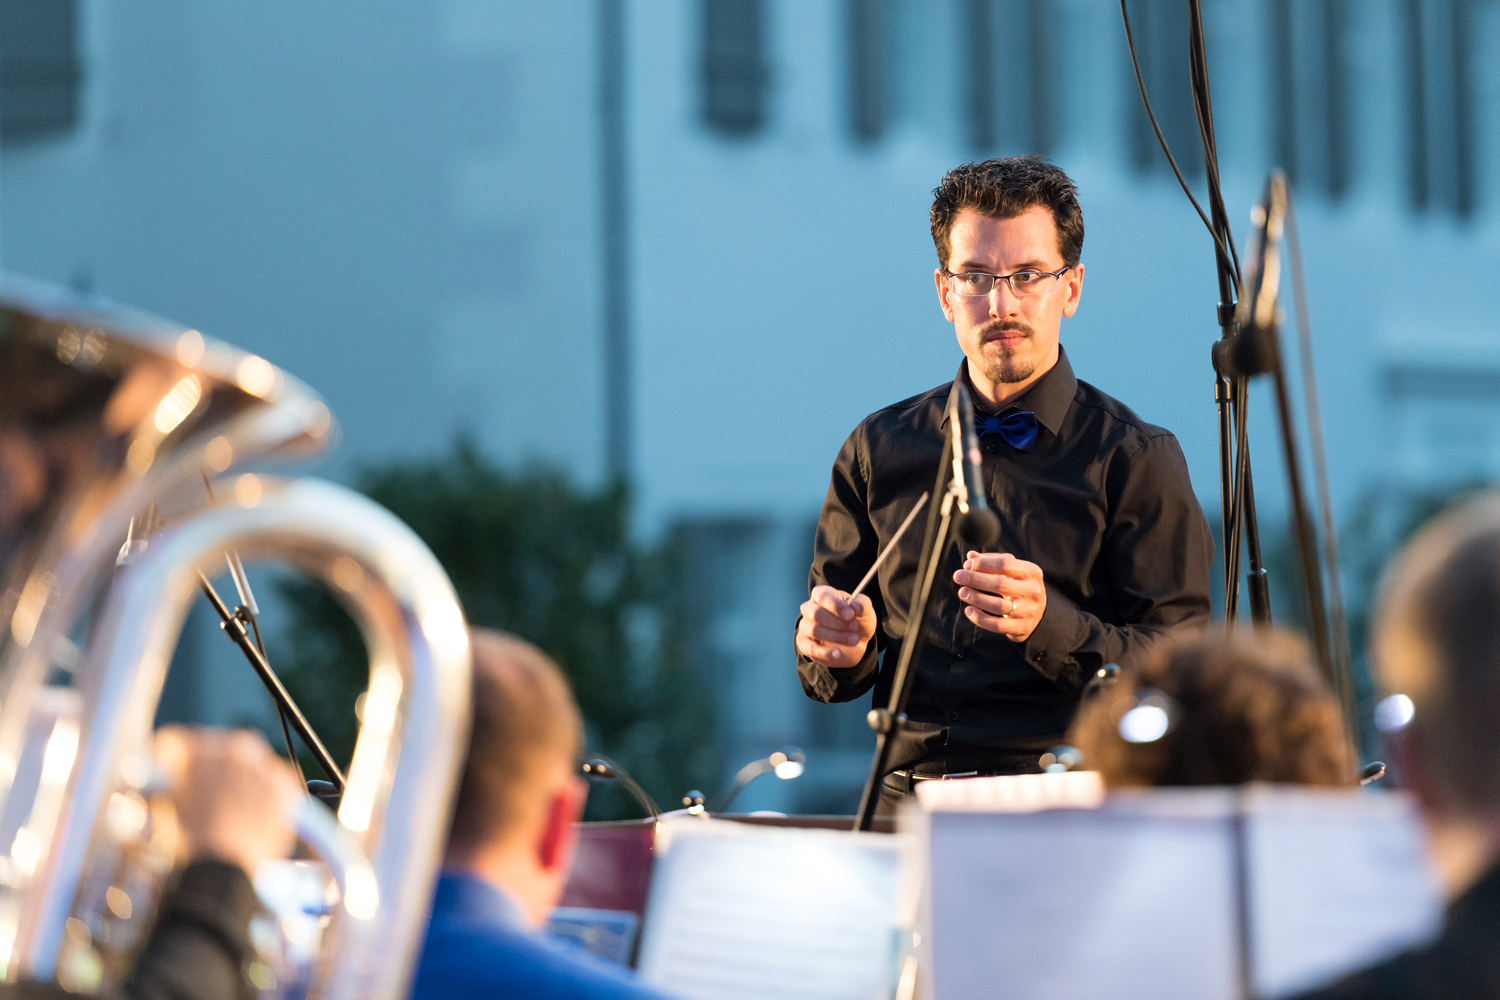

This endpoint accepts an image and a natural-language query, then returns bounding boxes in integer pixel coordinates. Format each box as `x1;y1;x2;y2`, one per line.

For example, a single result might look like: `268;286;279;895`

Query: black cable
1118;0;1238;271
1125;0;1248;616
1185;0;1241;282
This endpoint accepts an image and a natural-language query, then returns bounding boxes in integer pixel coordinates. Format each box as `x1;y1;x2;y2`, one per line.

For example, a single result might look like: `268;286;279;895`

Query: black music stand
854;383;997;832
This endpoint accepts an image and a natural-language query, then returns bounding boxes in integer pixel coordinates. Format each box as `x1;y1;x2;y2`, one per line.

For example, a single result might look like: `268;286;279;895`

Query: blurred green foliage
1337;479;1491;756
270;437;718;820
1208;479;1494;761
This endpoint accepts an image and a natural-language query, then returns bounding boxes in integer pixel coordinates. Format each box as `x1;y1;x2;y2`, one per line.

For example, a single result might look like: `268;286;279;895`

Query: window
0;0;80;144
1386;362;1500;482
1404;0;1475;216
965;0;1056;155
1268;0;1352;199
1122;0;1201;177
701;0;768;137
847;0;889;143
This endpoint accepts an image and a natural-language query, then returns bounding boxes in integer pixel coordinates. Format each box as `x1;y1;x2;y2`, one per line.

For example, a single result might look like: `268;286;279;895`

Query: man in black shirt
795;158;1212;799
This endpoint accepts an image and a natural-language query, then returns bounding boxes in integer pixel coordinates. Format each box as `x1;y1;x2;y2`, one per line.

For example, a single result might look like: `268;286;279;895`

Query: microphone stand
1121;0;1271;626
192;473;345;795
582;755;661;820
196;572;346;793
116;497;344;796
854;383;996;832
1212;173;1353;726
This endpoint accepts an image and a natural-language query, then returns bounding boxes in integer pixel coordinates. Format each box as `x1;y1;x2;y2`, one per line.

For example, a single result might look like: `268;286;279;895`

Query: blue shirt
411;871;672;1000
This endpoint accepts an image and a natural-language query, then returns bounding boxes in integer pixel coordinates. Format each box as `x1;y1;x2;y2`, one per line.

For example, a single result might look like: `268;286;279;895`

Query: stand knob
865;709;906;734
1081;663;1121;701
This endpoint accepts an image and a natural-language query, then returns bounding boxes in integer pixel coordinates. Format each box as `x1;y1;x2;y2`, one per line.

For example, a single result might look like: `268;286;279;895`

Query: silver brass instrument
0;276;472;997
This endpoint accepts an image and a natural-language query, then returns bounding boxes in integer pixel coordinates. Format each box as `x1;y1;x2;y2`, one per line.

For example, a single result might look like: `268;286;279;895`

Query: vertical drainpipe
599;0;631;484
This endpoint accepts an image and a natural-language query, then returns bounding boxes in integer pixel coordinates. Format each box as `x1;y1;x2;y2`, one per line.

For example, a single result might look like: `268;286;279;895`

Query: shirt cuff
1021;587;1090;689
797;639;879;703
161;859;259;960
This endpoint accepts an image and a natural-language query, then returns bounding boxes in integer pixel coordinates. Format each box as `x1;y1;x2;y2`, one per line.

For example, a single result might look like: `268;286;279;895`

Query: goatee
977;322;1037;384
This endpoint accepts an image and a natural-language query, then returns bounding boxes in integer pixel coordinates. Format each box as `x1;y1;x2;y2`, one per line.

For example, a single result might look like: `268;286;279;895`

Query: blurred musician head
414;630;671;1000
1067;629;1354;788
1374;494;1500;897
442;629;588;927
1275;497;1500;997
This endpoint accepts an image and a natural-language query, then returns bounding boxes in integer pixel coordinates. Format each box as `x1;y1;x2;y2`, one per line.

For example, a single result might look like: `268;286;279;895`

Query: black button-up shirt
797;347;1213;773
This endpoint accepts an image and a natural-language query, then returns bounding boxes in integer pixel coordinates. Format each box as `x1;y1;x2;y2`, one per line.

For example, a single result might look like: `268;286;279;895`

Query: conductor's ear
935;269;955;322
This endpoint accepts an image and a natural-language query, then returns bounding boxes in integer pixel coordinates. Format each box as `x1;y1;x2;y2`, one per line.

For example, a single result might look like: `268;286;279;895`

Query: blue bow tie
975;409;1038;453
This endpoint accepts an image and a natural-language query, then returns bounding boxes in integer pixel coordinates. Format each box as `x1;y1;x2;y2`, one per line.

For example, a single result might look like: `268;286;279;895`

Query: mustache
981;320;1034;340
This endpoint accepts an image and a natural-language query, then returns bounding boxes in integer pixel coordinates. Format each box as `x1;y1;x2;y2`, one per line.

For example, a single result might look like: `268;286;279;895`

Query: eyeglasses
944;264;1074;298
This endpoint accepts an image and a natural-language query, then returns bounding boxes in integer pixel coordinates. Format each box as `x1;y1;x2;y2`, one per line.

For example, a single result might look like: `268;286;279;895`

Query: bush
271;437;717;820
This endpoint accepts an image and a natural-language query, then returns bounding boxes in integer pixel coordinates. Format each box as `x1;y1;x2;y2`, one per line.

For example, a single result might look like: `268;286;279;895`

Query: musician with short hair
411;629;668;1000
795;157;1213;808
1289;496;1500;999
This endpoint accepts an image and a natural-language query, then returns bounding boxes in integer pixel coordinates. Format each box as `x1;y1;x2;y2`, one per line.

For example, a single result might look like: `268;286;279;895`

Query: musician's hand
954;551;1047;642
797;585;877;668
155;726;300;876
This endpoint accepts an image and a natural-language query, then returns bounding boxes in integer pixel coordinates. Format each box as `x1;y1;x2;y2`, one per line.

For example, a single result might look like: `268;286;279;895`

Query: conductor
794;158;1212;806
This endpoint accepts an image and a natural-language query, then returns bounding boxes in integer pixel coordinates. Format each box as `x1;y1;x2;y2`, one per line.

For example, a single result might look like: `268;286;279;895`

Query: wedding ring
1001;596;1017;619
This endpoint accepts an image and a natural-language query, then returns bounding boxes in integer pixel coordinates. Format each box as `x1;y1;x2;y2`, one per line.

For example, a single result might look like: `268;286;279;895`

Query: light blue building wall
4;0;1500;811
1;0;609;479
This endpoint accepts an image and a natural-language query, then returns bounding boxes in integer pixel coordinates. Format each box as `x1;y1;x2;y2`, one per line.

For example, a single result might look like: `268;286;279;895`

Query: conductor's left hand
954;551;1047;642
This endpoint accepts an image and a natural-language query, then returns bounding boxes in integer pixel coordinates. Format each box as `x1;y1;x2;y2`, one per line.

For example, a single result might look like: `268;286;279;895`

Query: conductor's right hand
797;585;877;668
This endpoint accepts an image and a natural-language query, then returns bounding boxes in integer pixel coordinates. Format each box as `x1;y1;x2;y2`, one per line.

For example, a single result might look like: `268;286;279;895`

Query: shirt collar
432;869;530;932
944;344;1077;437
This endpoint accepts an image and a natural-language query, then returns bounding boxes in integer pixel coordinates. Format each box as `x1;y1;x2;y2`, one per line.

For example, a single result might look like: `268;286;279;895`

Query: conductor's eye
1010;271;1047;289
951;273;994;295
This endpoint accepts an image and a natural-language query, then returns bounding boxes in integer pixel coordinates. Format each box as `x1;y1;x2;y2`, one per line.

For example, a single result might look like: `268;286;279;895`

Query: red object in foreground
559;814;897;917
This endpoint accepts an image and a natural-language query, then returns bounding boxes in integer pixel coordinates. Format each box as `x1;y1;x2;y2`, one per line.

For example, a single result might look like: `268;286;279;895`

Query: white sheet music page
1245;786;1442;998
924;788;1241;1000
636;818;904;1000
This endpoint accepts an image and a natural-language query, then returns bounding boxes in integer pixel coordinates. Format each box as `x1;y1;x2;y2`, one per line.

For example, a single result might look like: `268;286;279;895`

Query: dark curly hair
930;156;1084;270
1067;629;1355;788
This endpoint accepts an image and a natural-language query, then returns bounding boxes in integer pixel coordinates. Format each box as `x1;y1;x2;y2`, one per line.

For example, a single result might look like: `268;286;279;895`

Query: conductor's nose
989;278;1020;317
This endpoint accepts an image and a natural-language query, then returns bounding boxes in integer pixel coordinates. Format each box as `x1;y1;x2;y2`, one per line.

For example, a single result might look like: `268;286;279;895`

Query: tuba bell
0;276;471;997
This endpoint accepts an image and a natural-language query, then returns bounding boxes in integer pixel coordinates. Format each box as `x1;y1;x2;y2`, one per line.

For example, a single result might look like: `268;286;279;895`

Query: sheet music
1245;786;1442;998
920;784;1444;1000
914;770;1104;812
924;790;1241;1000
636;818;903;1000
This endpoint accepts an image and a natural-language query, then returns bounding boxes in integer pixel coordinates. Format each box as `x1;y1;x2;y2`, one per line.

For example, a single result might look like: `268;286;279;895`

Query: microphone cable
1120;0;1264;622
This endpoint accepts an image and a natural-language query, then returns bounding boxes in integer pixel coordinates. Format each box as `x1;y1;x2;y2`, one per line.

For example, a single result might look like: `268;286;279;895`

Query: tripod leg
1240;459;1272;627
